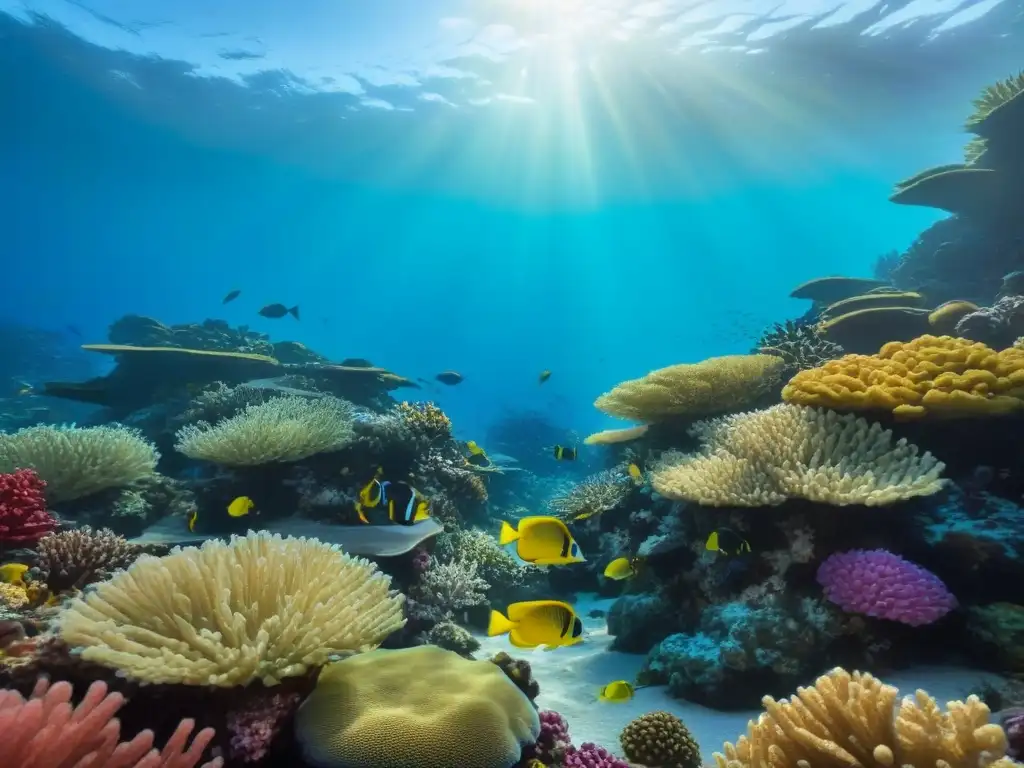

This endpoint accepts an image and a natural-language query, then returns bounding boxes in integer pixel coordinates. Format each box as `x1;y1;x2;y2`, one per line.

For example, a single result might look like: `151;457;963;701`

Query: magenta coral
563;742;631;768
227;691;301;763
0;468;56;544
0;678;223;767
817;549;957;627
528;709;571;764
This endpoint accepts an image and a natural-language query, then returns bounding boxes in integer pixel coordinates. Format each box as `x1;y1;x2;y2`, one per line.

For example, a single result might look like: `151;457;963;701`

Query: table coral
782;335;1024;419
0;468;56;544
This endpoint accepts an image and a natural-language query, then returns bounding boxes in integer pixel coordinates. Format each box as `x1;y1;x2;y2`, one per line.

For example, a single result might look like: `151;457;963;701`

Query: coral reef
423;620;481;656
620;710;701;768
490;651;541;702
548;468;632;520
955;295;1024;349
226;691;301;764
755;319;844;374
33;526;142;592
407;555;490;622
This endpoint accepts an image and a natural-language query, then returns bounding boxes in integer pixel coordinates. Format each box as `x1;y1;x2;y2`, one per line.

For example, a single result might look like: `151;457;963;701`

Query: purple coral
563;743;631;768
227;691;301;763
1003;708;1024;759
817;549;957;627
530;710;571;764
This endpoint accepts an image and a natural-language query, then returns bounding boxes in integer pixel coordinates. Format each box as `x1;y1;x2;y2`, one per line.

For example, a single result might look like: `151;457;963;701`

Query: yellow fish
499;516;585;566
706;528;751;556
228;496;255;518
466;441;492;468
355;469;429;526
627;463;643;485
603;556;640;581
571;508;599;522
487;599;583;650
187;507;199;532
539;370;552;384
598;680;635;703
553;445;577;461
0;563;29;587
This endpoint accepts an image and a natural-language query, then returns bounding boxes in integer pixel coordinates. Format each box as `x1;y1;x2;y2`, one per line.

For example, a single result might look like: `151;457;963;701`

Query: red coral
0;678;223;767
0;468;57;544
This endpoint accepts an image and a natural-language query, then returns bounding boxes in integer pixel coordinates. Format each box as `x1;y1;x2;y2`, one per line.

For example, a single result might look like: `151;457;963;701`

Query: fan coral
0;424;159;502
651;404;944;507
755;320;845;373
0;678;221;767
549;468;632;520
621;711;701;768
595;354;785;422
227;691;302;764
713;667;1013;768
175;396;356;465
564;743;631;768
397;401;453;441
817;549;957;626
35;526;142;592
0;468;56;544
56;531;406;686
782;335;1024;419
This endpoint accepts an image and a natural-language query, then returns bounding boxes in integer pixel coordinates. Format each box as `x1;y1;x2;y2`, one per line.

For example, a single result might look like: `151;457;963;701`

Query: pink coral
526;709;571;764
563;743;631;768
0;468;57;544
817;549;957;627
0;678;223;768
227;691;300;763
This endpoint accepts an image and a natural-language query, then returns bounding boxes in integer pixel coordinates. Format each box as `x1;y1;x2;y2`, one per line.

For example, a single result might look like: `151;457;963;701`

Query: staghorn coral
0;424;159;502
549;468;632;520
0;468;56;544
595;354;785;422
407;556;490;621
712;667;1015;768
56;531;406;686
651;404;944;507
782;335;1024;419
755;319;845;373
175;395;356;465
35;526;143;593
397;401;453;441
620;710;701;768
0;678;222;767
293;646;539;768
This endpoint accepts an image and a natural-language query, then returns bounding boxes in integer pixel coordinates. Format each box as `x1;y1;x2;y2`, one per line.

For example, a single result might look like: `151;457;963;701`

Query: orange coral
782;335;1024;419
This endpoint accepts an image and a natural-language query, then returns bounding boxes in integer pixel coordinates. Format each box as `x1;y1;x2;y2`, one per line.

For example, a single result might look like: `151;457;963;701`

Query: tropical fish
499;516;585;565
571;508;600;522
627;463;643;485
705;528;751;556
539;370;552;384
603;556;641;581
223;289;241;304
355;469;430;526
487;600;583;650
0;563;28;586
436;371;464;385
598;680;634;703
228;496;255;518
15;382;34;396
187;506;199;532
553;445;577;461
466;441;491;468
259;303;299;320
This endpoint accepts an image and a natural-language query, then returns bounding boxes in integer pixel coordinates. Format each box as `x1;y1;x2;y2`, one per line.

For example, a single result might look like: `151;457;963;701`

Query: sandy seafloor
474;595;1002;762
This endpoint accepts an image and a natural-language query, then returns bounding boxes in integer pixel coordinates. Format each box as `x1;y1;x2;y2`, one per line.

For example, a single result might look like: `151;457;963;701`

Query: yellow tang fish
627;463;643;485
187;506;199;532
487;599;583;650
499;516;585;566
0;563;29;587
553;445;577;461
228;496;255;518
603;556;641;581
598;680;635;703
705;528;751;556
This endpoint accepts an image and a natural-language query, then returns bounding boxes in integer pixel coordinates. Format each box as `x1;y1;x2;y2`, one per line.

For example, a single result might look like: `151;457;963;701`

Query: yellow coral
714;667;1014;768
584;425;649;445
0;583;28;610
397;401;453;439
782;335;1024;419
293;646;539;768
595;355;785;422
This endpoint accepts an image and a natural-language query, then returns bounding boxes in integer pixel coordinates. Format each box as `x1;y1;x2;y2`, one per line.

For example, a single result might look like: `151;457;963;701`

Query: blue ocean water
0;0;1020;439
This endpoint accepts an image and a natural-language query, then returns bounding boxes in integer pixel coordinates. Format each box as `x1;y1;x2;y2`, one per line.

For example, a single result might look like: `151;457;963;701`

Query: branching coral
172;382;268;427
755;319;845;373
407;556;490;621
397;401;453;441
175;395;356;465
548;468;632;520
713;667;1015;768
0;468;56;544
35;526;142;592
56;531;406;686
651;404;945;507
954;295;1024;349
436;528;534;596
0;424;159;502
595;354;785;422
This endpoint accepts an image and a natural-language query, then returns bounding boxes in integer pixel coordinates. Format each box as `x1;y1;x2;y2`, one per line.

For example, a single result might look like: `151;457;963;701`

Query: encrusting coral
783;334;1024;419
293;645;540;768
651;404;945;507
0;424;159;502
174;395;356;465
620;710;701;768
712;667;1015;768
595;354;785;422
34;526;142;592
56;531;406;686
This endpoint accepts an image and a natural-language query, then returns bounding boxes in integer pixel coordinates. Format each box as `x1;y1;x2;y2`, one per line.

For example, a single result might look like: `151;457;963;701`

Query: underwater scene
2;0;1024;766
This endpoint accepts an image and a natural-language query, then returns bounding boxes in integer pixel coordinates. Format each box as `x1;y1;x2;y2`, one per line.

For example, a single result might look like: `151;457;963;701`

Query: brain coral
293;645;540;768
782;334;1024;419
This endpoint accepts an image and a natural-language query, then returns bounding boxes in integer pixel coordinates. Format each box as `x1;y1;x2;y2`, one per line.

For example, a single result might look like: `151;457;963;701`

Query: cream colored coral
56;531;405;686
714;667;1014;768
294;646;540;768
651;404;944;507
595;354;785;422
584;425;650;445
0;424;158;502
174;395;355;465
